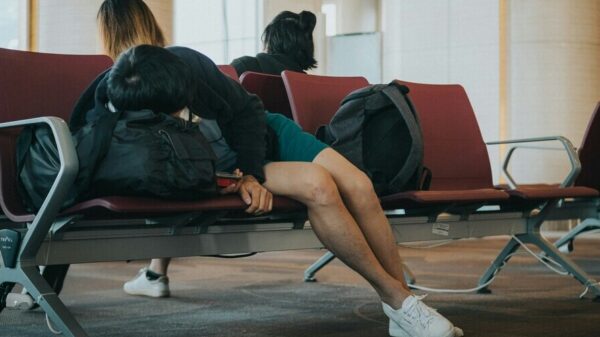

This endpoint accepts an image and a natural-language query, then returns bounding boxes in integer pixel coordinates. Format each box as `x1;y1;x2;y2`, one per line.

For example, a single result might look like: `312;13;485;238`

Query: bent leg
313;148;408;288
263;161;410;307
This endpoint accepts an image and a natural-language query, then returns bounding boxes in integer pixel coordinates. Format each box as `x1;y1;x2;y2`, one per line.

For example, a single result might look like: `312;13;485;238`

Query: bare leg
313;148;408;288
263;161;411;308
149;258;170;275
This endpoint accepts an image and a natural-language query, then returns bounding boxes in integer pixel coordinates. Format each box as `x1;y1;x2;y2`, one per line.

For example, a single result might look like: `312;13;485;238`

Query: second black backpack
317;82;428;196
90;109;218;200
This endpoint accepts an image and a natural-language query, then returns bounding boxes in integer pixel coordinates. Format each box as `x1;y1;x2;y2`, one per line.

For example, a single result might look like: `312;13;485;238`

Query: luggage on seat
16;108;120;211
91;109;218;200
316;82;428;196
16;106;219;212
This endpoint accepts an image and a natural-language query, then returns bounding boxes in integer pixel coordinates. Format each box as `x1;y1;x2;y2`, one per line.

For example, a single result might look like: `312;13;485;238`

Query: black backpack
90;109;218;200
17;106;218;212
16;109;120;211
317;82;429;196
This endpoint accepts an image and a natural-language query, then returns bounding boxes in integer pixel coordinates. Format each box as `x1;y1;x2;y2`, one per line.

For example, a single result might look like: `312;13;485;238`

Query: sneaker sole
123;288;170;298
390;326;461;337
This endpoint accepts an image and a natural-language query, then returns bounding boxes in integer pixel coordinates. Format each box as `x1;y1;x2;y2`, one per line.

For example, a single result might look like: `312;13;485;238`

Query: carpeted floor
1;233;600;337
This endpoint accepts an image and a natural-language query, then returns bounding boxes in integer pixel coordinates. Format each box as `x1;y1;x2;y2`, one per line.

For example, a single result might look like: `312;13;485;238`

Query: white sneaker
123;267;170;298
383;295;463;337
5;292;35;310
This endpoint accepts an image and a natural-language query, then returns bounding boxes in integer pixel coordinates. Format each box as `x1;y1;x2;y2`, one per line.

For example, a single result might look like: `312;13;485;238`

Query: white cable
408;275;497;293
46;314;62;335
579;281;600;299
407;252;517;293
407;234;578;294
510;235;569;276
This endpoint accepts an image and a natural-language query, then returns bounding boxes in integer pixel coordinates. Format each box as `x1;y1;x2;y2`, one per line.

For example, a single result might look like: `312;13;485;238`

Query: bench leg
524;232;600;298
554;218;600;253
1;266;89;337
478;233;600;299
477;236;521;293
304;251;417;285
304;251;336;282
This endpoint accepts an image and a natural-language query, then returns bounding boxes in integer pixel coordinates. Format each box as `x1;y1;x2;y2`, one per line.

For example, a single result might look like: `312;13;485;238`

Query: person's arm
168;47;267;183
230;56;261;77
69;69;110;131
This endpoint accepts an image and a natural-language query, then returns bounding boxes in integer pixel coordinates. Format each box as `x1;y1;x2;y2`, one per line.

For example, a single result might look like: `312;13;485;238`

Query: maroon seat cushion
65;195;304;215
0;48;113;223
380;188;509;209
506;186;599;200
217;64;239;82
397;81;496;192
284;76;511;208
9;195;305;223
495;103;600;200
282;71;369;134
575;102;600;190
240;71;293;119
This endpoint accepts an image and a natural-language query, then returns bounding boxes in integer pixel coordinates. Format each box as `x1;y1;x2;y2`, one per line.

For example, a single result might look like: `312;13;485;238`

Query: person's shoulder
231;55;260;69
231;55;257;64
255;52;273;60
231;55;262;75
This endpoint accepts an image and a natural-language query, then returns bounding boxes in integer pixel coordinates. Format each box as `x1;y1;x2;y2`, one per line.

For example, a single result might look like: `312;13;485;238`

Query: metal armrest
486;136;580;189
0;117;78;263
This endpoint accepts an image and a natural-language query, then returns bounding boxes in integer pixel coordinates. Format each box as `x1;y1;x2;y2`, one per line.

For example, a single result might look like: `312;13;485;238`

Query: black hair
107;44;193;114
262;10;317;70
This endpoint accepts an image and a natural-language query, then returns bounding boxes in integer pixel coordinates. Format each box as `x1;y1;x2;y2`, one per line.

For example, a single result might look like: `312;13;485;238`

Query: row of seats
1;48;599;337
239;69;600;281
242;70;599;205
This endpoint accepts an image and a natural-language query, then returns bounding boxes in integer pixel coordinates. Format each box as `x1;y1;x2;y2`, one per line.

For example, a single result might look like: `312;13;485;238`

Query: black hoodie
70;46;273;182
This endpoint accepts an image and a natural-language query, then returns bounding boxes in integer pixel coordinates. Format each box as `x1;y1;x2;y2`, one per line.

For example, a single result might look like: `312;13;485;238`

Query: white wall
381;0;502;181
323;0;378;35
507;0;600;184
327;33;381;83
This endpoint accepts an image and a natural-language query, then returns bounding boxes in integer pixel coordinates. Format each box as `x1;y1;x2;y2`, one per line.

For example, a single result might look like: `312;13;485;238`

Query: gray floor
1;233;600;337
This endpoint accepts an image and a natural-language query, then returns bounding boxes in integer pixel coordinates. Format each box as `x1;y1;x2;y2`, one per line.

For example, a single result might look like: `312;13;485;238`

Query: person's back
231;11;317;76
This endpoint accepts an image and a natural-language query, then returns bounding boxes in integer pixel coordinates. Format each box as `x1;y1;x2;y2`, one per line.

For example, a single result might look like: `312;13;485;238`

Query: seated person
231;10;317;76
79;2;464;336
103;43;462;337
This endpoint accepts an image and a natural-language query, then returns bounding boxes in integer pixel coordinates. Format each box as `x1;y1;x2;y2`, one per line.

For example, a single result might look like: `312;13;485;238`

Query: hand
219;169;243;195
237;175;273;215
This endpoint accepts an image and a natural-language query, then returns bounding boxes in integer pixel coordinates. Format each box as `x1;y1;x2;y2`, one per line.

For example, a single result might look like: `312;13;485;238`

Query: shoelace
403;295;435;331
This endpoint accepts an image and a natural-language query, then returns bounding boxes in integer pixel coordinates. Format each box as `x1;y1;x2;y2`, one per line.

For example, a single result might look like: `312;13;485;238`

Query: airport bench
1;48;598;337
281;71;600;294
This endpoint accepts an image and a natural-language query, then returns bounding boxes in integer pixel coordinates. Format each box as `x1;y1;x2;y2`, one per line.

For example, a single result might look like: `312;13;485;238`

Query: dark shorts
266;112;328;162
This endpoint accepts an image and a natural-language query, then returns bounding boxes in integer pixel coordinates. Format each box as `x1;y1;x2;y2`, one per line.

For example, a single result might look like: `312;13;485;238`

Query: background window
0;0;19;49
174;0;260;65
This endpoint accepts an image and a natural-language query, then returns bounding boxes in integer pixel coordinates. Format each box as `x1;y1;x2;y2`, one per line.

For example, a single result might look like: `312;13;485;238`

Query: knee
345;171;379;205
303;166;340;207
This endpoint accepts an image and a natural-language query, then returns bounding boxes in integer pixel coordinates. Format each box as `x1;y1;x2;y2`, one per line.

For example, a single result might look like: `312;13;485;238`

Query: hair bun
298;11;317;32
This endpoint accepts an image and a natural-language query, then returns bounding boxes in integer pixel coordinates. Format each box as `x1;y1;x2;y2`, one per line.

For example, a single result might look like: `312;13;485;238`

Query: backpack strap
74;97;123;201
380;83;425;191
